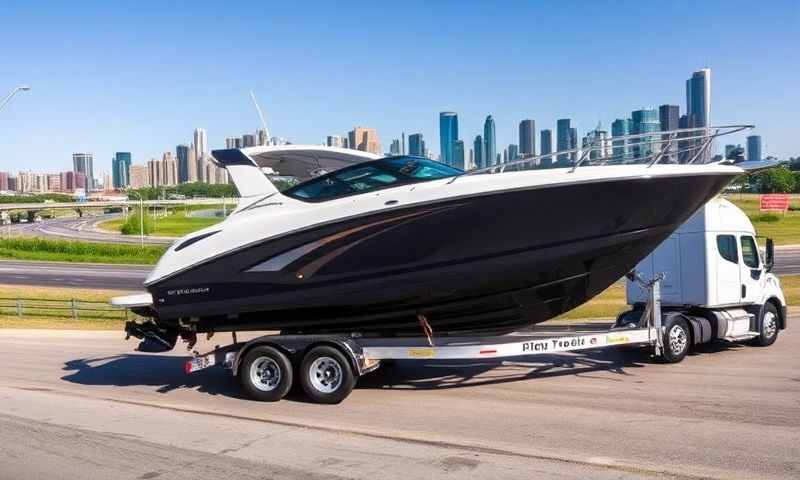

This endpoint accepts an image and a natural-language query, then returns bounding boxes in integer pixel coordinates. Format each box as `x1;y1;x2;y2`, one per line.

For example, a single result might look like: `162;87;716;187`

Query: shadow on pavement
61;354;245;399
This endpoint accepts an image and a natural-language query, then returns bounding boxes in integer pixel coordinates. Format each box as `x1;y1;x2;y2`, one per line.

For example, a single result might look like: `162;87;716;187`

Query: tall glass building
686;68;711;128
747;135;762;162
439;112;459;166
483;116;496;167
112;152;131;189
659;105;679;132
611;118;632;162
409;133;425;157
556;119;572;165
519;119;535;157
452;140;465;170
631;109;660;160
473;135;484;169
176;145;190;183
540;129;553;167
72;153;94;190
508;144;519;161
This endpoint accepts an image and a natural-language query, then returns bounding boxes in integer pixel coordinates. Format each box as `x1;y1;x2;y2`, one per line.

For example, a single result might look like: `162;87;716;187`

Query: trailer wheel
753;303;779;347
239;346;293;402
300;346;356;404
661;318;690;363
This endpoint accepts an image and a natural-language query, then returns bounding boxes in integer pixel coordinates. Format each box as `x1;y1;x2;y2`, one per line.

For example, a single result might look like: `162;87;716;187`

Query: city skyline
0;1;796;172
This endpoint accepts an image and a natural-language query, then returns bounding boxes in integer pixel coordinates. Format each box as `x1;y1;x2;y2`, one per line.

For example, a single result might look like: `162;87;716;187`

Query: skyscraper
242;134;257;147
508;144;519;161
473;135;484;169
483;115;496;167
569;128;577;163
72;153;94;190
176;145;191;183
631;109;660;160
129;165;149;188
225;137;238;149
659;105;679;132
409;133;425;157
611;118;632;162
452;140;465;169
582;123;610;160
257;129;268;146
162;152;178;186
326;135;344;148
348;127;381;154
540;129;553;167
0;172;8;191
439;112;459;166
556;119;572;165
112;152;131;189
389;139;401;155
519;119;535;157
401;132;406;155
686;68;711;128
193;128;207;158
747;135;762;162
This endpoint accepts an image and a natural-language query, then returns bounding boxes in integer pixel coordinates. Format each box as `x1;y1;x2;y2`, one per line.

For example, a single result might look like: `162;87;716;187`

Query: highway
0;324;797;479
5;214;174;245
1;245;800;292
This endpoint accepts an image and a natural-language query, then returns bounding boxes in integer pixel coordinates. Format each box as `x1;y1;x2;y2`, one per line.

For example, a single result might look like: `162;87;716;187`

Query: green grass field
723;194;800;245
0;238;165;264
100;209;224;237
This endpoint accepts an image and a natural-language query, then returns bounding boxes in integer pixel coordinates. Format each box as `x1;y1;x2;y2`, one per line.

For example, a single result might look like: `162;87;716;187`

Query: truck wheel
753;303;780;347
300;346;356;404
239;345;293;402
661;318;690;363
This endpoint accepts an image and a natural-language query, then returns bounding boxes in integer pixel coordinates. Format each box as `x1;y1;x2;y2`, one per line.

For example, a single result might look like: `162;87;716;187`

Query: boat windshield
284;156;462;202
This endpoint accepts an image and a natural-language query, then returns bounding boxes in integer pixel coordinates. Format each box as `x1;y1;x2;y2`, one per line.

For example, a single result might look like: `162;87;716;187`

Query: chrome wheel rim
668;325;688;355
309;356;342;393
249;356;281;392
763;311;778;338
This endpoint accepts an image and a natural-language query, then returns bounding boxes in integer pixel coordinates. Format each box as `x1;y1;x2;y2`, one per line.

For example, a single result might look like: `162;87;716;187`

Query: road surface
5;214;174;245
0;324;797;479
0;260;150;290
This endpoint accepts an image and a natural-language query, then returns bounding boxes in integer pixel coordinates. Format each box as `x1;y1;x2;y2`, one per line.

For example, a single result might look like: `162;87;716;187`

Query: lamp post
128;191;145;248
0;86;31;113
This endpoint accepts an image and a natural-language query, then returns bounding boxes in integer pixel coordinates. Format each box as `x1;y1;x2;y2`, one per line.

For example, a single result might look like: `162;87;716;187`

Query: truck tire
661;318;690;363
753;303;780;347
300;345;356;404
239;345;293;402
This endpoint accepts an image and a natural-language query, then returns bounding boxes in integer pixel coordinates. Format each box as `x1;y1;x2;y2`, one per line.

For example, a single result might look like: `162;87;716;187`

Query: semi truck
129;197;786;403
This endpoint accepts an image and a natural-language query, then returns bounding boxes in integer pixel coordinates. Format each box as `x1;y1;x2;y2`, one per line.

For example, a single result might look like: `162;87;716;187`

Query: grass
724;194;800;245
0;284;128;330
100;209;223;237
0;237;165;264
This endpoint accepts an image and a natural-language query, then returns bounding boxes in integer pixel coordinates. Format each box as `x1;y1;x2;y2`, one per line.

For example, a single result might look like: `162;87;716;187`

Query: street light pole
0;86;31;113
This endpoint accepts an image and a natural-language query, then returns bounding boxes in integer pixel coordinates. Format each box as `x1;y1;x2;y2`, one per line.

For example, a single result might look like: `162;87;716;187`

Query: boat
116;125;766;352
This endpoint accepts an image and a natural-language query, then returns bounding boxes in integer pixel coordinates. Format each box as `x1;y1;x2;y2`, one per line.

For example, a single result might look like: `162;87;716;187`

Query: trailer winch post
651;277;663;357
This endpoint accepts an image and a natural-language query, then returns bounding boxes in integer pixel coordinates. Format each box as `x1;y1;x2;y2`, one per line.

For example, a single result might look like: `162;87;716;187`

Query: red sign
760;194;790;212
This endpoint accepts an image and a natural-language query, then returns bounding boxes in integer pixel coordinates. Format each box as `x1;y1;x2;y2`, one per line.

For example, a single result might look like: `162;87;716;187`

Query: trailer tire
753;303;779;347
239;346;293;402
300;346;356;404
661;318;690;363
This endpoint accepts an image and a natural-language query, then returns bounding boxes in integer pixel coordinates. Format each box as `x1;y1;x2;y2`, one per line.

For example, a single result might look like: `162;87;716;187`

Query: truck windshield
284;156;462;202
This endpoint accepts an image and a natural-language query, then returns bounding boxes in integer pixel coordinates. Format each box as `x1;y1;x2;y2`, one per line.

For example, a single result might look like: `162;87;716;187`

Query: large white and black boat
117;126;764;352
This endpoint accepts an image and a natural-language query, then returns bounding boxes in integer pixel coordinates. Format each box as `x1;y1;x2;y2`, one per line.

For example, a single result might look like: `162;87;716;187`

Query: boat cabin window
284;156;462;202
716;234;738;264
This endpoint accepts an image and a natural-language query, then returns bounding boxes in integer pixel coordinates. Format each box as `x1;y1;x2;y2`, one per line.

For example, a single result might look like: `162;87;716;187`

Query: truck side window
740;236;760;268
717;235;738;264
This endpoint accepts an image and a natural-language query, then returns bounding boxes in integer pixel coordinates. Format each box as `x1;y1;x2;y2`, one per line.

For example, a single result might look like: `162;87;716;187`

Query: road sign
760;194;790;213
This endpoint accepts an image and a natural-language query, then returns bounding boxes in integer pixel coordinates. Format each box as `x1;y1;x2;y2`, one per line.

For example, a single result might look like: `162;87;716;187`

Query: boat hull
148;172;737;335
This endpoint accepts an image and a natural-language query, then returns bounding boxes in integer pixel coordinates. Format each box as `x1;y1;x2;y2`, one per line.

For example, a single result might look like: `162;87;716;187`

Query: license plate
186;354;215;373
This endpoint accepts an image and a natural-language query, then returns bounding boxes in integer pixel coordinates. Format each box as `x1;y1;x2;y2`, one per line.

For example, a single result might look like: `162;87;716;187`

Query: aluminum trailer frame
182;276;674;403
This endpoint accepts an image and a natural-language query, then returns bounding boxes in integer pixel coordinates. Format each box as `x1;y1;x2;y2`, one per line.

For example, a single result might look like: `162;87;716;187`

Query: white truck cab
624;198;786;346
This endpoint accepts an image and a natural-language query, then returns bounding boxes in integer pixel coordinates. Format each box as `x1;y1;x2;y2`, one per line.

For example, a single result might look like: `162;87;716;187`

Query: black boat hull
148;172;736;336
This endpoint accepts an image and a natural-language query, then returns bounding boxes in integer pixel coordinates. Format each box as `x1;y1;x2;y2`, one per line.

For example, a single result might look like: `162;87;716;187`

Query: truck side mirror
765;238;775;272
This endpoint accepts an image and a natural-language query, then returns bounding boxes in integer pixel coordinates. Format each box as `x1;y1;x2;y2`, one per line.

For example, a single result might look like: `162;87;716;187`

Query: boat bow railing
456;124;754;179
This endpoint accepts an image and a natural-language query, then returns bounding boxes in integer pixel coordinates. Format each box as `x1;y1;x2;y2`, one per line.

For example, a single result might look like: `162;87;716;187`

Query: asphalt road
0;260;150;290
0;325;797;479
5;214;174;245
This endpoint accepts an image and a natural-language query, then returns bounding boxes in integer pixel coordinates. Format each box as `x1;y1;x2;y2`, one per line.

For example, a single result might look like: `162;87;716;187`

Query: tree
756;167;795;193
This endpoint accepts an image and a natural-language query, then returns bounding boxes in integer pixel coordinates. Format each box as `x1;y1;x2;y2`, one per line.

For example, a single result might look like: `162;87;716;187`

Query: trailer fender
662;312;705;346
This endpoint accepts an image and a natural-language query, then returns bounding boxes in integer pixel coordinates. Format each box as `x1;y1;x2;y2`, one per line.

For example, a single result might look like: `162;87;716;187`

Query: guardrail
0;297;137;321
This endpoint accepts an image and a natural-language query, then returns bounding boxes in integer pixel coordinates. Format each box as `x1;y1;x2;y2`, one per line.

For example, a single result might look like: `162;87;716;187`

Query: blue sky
0;0;797;174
